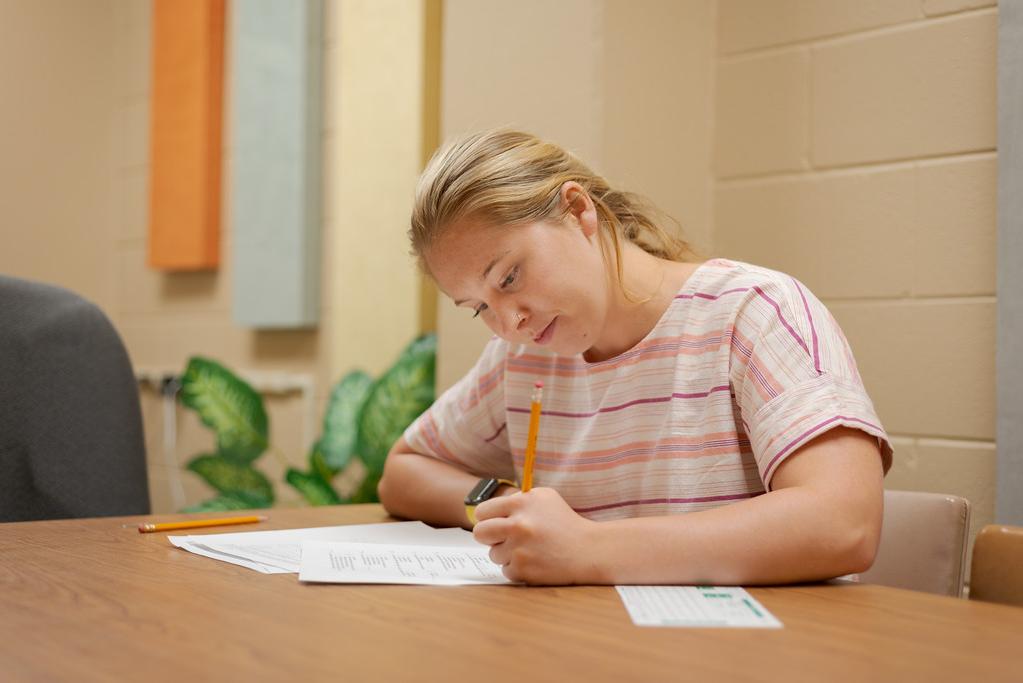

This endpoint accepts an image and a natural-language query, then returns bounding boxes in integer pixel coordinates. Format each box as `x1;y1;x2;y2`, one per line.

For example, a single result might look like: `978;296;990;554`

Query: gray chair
859;489;971;597
0;275;150;521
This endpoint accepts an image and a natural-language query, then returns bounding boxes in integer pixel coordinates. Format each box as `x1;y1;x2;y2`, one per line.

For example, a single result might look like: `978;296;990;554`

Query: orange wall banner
147;0;225;271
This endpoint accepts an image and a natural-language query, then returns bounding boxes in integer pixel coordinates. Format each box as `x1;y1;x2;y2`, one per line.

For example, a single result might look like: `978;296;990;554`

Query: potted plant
178;334;436;511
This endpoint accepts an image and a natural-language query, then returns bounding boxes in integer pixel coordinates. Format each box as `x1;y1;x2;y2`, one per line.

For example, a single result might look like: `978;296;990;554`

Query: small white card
616;586;782;628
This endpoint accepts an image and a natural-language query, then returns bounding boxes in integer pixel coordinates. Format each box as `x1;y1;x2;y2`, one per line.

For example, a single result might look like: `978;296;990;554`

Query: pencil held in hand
138;515;268;533
521;380;544;492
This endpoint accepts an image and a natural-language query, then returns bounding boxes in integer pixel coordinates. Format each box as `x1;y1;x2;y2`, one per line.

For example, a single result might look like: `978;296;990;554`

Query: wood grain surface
2;505;1021;682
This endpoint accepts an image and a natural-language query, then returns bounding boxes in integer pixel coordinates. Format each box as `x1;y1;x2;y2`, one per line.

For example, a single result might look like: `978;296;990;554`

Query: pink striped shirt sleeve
729;274;893;487
402;337;517;480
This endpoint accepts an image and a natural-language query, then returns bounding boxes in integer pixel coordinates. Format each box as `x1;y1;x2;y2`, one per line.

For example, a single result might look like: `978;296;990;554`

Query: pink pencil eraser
534;380;544;388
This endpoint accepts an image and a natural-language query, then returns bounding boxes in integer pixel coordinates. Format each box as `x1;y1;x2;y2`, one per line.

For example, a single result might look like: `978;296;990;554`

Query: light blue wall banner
998;0;1023;524
230;0;323;328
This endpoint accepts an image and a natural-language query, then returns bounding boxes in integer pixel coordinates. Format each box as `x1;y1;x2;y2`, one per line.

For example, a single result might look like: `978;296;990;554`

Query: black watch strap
464;477;517;525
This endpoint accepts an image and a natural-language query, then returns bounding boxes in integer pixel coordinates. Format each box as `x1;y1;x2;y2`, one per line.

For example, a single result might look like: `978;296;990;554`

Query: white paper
169;521;476;573
299;540;513;585
170;540;290;574
615;586;782;628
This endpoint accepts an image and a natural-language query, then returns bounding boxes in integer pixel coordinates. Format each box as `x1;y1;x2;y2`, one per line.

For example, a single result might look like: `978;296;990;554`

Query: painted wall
0;0;119;312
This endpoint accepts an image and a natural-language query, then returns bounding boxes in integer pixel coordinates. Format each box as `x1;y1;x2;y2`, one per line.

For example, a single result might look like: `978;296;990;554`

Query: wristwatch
464;477;517;526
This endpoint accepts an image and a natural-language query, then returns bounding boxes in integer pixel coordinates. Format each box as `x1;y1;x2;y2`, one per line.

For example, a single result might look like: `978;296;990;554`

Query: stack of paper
170;521;510;584
299;540;509;585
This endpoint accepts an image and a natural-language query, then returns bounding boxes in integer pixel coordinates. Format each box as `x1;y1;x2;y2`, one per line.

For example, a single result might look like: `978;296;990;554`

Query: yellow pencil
521;380;544;492
137;515;268;533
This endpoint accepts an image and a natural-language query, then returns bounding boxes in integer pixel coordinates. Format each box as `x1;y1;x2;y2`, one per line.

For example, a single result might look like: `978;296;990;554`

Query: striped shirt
404;259;893;521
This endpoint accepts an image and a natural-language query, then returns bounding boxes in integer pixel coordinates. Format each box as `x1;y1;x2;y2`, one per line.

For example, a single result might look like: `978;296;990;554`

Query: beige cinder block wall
713;0;998;553
437;0;716;389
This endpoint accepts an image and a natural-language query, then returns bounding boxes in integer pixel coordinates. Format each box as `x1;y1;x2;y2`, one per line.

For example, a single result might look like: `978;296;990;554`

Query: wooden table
2;505;1022;682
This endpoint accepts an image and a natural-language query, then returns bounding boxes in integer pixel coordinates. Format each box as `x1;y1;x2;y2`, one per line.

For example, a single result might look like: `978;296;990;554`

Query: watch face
465;478;501;506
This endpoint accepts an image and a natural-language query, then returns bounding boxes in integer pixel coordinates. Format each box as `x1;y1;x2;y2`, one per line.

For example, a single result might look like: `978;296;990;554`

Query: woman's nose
499;303;528;336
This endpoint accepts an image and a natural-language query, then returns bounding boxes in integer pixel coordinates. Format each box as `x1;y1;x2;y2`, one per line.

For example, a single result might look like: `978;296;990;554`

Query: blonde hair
410;129;695;291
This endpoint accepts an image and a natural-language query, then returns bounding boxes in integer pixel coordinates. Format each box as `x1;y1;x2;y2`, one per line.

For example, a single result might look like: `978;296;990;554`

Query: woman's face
425;214;611;357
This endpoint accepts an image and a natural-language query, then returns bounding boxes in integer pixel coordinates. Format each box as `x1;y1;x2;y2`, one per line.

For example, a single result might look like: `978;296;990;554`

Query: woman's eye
470;267;516;318
500;267;518;289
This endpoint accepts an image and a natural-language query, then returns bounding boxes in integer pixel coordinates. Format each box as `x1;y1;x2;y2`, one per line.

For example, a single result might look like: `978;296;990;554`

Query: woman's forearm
588;486;880;585
378;450;482;529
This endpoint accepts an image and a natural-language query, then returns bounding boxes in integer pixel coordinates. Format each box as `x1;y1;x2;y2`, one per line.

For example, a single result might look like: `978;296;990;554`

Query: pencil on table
521;380;543;492
138;515;268;533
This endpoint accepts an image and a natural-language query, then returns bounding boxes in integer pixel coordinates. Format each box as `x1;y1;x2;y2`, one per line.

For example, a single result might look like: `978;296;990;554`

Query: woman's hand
471;487;600;585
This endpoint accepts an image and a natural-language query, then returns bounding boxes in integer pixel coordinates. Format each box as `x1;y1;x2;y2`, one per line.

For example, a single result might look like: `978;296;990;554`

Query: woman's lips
533;317;557;345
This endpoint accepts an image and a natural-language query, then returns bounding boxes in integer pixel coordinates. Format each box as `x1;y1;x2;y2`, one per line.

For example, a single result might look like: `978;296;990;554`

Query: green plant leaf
319;370;374;471
309;444;336;482
285;468;342;506
181;494;253;513
355;334;436;488
186;454;274;507
180;357;268;464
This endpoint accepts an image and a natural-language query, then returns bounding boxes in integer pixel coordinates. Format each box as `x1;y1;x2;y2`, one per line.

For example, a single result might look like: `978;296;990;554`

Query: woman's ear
560;181;599;239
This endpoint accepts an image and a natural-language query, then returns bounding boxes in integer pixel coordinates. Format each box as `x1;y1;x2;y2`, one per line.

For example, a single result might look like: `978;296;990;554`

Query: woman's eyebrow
480;250;510;281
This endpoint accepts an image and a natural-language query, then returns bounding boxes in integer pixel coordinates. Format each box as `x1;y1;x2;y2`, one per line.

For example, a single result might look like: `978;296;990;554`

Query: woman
378;129;892;586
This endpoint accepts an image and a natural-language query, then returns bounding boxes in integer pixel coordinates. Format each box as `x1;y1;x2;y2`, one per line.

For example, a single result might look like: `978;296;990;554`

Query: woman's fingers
473;516;511;545
488;541;509;567
473;491;521;522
